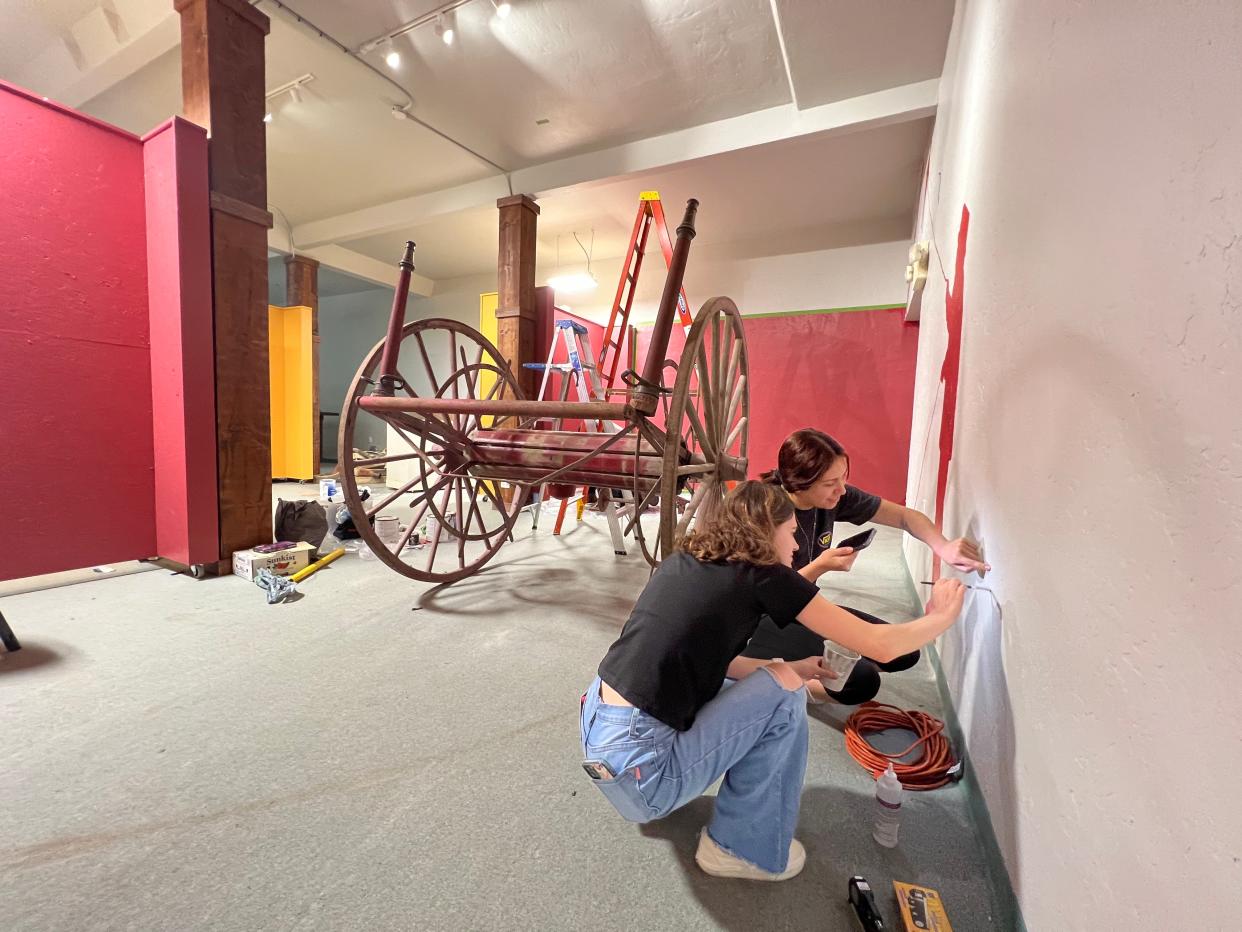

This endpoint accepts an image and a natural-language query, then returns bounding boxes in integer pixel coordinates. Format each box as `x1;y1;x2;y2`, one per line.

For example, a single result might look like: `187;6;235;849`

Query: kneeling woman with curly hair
580;480;965;881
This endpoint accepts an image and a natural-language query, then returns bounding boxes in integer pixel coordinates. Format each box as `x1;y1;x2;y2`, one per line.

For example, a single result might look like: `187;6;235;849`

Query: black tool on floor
0;609;21;653
848;875;887;930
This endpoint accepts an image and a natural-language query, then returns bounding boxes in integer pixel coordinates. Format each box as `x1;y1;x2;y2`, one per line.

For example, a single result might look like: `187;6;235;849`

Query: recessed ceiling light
492;0;512;17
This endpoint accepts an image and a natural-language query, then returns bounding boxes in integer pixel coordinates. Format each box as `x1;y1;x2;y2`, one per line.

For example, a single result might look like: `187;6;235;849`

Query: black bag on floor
332;488;371;540
274;499;329;548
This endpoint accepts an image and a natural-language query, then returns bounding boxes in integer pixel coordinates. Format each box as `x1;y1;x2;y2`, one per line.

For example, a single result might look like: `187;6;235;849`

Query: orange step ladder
550;191;695;537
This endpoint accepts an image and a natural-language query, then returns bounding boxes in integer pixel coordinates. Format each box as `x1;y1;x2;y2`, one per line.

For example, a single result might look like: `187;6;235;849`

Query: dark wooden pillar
176;0;273;565
285;254;320;468
496;194;539;399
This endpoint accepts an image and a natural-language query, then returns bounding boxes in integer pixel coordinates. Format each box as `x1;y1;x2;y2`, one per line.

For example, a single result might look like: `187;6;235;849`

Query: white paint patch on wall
905;0;1242;927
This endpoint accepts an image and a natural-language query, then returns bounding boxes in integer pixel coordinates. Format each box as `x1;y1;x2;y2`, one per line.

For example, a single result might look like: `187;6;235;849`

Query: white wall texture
905;1;1242;927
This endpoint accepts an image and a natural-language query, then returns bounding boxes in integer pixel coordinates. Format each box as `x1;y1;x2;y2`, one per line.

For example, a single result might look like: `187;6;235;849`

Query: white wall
905;1;1242;927
547;240;911;323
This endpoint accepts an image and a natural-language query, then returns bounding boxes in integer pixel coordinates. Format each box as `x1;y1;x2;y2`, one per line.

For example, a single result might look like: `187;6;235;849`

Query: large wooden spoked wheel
338;318;531;583
633;297;749;565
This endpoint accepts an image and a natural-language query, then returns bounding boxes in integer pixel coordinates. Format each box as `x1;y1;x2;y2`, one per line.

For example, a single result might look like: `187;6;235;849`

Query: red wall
143;119;219;567
0;83;216;579
627;307;917;503
744;308;919;503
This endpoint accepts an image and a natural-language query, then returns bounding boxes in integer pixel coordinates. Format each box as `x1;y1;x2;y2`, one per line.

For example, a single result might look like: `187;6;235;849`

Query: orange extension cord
844;702;960;791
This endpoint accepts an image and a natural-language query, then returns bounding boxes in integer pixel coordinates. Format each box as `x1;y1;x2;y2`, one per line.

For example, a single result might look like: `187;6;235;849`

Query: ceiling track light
491;0;512;17
383;37;401;70
435;13;454;46
360;1;477;58
263;73;315;125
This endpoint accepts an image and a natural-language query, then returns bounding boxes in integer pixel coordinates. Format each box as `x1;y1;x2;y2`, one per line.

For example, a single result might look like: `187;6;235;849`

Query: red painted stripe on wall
932;205;971;579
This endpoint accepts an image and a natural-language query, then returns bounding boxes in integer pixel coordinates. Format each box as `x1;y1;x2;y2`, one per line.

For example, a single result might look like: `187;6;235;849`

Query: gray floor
2;490;1010;931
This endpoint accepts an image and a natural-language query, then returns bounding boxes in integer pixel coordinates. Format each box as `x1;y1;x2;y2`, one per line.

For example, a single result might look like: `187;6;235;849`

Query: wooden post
285;254;320;469
496;194;539;400
176;0;273;567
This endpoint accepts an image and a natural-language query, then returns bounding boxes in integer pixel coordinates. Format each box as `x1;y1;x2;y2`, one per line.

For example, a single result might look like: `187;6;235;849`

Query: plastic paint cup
822;640;861;688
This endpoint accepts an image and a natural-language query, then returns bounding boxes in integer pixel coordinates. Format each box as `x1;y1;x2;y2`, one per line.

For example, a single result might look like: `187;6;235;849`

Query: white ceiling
0;0;101;73
344;115;934;280
0;0;954;283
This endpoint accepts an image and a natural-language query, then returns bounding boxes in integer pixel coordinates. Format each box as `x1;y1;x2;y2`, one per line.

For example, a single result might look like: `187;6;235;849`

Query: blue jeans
580;670;808;873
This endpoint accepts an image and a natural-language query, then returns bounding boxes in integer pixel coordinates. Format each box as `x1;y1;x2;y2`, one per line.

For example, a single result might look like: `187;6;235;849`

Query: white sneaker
694;829;806;881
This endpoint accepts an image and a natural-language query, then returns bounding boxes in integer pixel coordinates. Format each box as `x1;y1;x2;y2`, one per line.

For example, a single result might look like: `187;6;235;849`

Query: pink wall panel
1;83;157;580
744;308;919;504
143;118;219;567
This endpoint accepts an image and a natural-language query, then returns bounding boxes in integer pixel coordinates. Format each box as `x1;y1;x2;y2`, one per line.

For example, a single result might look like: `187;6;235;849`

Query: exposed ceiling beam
768;0;800;110
281;243;436;296
9;0;180;108
293;78;939;250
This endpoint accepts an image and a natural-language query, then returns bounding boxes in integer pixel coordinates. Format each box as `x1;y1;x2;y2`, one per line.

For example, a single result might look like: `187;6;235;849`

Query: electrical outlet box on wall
905;241;930;321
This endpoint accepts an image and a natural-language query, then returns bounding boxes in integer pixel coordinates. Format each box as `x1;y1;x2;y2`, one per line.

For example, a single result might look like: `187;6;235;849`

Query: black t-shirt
597;551;821;731
791;484;882;571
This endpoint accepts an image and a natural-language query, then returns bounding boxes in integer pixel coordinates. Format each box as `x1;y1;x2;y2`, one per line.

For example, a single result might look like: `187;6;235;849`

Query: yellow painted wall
479;292;499;428
269;304;315;480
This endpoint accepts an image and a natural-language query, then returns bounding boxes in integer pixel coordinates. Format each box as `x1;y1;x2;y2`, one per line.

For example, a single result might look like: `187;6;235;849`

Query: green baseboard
900;571;1028;932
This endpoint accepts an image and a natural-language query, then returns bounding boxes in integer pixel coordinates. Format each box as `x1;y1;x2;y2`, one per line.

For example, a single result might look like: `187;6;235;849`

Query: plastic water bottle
873;763;903;848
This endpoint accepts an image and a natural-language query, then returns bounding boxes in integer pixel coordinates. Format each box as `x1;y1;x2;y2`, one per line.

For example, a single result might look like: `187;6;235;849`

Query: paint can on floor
375;515;401;549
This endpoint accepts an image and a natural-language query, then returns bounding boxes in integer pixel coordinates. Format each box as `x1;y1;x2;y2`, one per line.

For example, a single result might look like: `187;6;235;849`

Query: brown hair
680;481;794;565
760;428;849;493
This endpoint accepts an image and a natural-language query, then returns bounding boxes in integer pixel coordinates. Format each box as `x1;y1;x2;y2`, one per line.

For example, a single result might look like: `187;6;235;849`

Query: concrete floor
1;488;1012;931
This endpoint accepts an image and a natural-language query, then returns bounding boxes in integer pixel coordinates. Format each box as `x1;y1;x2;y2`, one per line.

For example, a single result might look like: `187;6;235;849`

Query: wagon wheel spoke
454;473;468;568
712;313;726;438
723;375;746;453
425;482;455;571
412;332;445;428
675;481;710;538
724;416;747;455
382;419;451;485
694;337;716;456
684;400;715;459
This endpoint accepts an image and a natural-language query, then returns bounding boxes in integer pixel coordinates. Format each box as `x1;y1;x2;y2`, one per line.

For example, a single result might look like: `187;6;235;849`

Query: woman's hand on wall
937;538;990;576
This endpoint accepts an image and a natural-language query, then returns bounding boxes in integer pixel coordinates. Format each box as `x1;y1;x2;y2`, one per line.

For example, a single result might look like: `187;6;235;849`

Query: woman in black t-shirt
582;481;966;881
743;428;990;704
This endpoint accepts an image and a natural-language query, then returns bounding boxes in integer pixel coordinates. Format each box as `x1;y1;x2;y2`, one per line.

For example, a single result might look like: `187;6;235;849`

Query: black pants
741;608;920;706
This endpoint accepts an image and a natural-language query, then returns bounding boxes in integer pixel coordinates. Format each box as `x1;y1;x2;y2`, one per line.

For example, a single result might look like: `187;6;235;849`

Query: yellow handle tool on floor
289;547;346;583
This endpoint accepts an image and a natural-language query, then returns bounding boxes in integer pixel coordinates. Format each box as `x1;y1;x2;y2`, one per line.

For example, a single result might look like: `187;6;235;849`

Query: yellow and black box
893;882;953;932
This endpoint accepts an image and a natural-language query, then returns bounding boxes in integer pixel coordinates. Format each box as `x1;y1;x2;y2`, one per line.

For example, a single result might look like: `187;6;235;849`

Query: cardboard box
233;542;315;581
893;882;953;932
